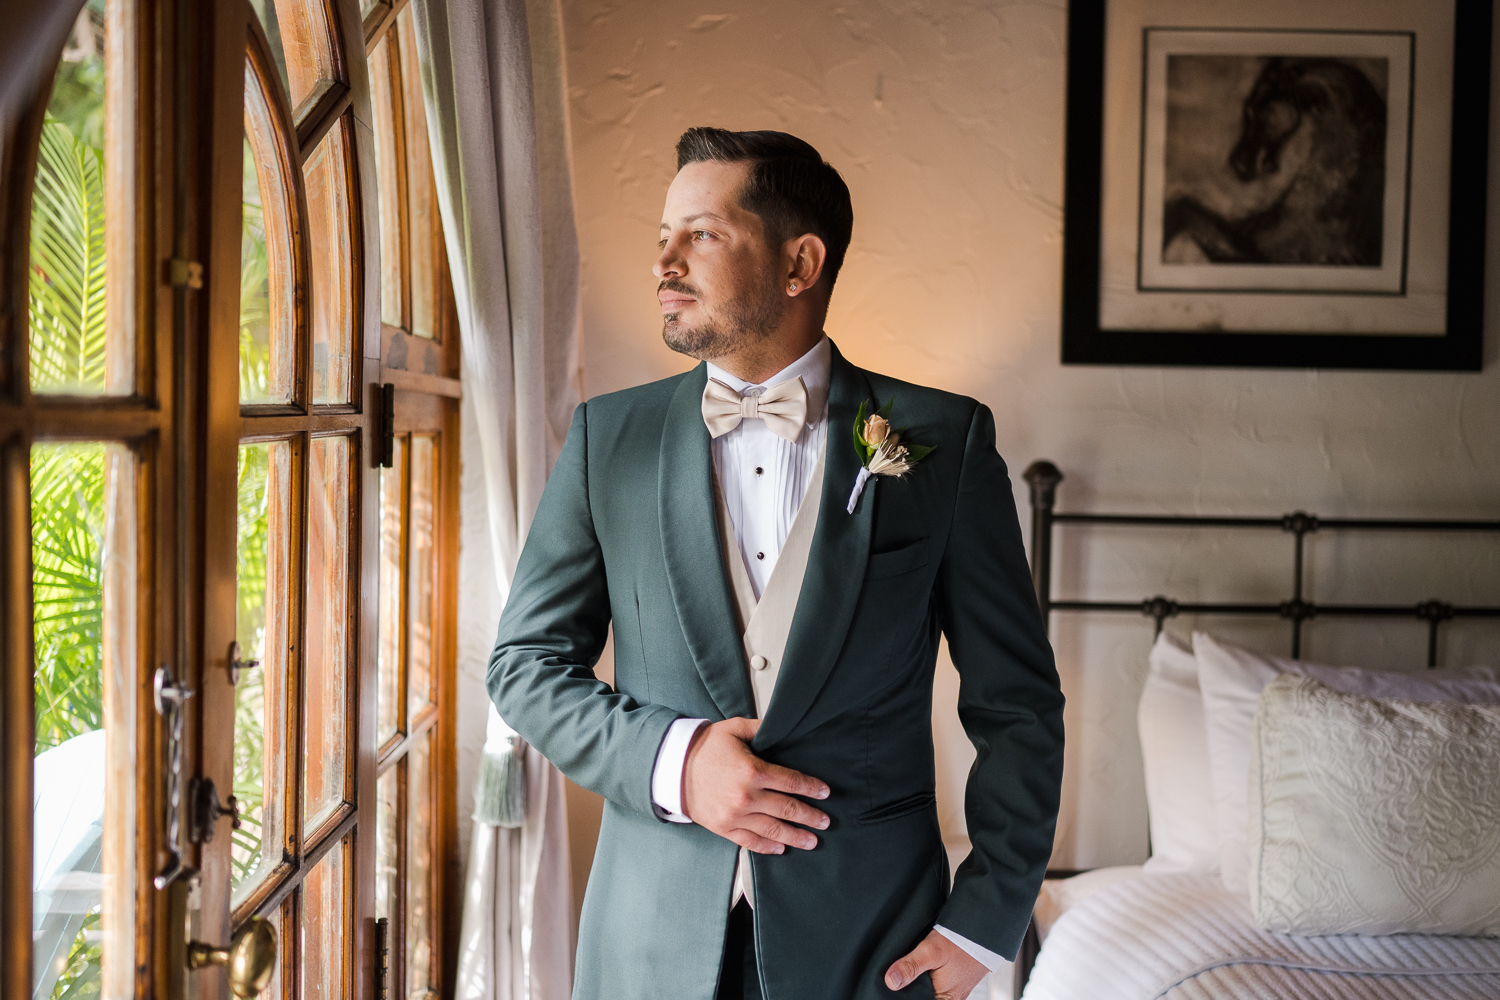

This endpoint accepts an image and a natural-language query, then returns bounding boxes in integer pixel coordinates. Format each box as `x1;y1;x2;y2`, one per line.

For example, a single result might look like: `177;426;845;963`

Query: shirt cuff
933;924;1004;973
650;718;709;823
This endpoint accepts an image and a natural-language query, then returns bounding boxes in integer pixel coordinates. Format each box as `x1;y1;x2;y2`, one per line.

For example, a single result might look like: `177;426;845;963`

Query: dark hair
675;127;854;290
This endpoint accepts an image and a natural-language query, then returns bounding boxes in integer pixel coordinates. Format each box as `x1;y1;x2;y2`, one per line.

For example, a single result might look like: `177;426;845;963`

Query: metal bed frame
1010;459;1500;997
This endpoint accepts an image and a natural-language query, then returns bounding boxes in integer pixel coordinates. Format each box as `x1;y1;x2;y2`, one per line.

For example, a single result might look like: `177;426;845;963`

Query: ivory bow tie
701;376;808;442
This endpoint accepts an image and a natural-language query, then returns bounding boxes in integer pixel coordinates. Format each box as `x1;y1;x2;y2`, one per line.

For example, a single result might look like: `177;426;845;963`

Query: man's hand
681;717;830;853
885;930;988;999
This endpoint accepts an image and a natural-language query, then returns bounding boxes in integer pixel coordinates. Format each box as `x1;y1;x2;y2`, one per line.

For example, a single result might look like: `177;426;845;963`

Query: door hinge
188;776;241;844
167;257;204;289
374;916;390;1000
377;382;395;468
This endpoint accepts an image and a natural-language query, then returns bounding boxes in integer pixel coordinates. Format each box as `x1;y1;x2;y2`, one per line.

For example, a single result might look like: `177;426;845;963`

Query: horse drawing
1163;57;1388;267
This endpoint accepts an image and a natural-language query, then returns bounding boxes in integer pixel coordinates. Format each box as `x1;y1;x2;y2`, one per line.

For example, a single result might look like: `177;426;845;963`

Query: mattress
1020;872;1500;1000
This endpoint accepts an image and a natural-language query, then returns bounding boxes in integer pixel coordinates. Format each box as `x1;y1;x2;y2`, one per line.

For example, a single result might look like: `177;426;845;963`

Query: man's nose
654;238;683;280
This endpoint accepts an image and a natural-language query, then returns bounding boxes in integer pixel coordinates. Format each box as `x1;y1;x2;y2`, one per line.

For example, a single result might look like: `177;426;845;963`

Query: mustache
658;279;700;298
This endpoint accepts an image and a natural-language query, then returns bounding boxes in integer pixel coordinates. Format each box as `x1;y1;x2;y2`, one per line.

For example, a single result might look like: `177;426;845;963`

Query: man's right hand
681;717;830;853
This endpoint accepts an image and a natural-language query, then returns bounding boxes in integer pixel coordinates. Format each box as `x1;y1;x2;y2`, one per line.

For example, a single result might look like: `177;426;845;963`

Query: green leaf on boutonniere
905;443;935;463
852;399;873;463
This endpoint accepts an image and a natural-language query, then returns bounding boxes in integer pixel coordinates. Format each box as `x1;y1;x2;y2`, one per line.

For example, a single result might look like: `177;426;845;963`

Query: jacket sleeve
487;402;680;818
931;403;1065;960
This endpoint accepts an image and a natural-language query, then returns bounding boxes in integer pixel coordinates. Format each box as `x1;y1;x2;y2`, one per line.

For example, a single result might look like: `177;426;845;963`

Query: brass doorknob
188;916;277;998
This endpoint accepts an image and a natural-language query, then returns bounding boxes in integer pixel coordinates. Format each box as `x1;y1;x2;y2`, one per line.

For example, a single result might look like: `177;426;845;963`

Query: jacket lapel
658;364;756;721
755;344;876;749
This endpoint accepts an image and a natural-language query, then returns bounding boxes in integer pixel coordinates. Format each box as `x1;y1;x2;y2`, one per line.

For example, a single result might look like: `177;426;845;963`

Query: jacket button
751;655;768;671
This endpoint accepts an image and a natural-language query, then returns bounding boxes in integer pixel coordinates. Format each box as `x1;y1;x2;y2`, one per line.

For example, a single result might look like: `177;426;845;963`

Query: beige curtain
409;0;583;996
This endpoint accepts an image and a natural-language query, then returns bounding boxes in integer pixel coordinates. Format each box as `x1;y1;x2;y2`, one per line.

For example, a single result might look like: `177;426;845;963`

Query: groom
488;128;1064;1000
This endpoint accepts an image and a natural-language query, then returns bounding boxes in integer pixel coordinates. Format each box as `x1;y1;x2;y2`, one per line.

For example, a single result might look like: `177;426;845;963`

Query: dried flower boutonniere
846;399;934;514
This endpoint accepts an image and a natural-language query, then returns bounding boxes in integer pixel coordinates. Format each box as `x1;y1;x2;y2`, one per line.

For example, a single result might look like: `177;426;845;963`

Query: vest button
751;655;768;671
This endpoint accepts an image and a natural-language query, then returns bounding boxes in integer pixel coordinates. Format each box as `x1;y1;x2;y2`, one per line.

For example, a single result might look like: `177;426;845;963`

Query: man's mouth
658;293;696;313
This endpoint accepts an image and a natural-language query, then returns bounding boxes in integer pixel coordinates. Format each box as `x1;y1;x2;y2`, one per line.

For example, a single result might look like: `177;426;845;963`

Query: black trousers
716;901;763;1000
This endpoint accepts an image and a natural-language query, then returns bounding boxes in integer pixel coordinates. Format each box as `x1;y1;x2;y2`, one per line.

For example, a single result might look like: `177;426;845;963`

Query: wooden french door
2;0;456;998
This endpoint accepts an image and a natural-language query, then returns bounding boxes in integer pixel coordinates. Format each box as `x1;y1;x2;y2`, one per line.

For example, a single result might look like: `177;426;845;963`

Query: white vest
712;441;827;909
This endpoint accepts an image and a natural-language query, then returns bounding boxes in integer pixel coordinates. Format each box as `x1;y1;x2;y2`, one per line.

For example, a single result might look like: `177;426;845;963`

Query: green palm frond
30;117;107;394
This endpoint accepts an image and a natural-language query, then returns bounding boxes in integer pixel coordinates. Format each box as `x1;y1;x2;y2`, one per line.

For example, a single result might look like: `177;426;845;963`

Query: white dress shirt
647;336;1002;973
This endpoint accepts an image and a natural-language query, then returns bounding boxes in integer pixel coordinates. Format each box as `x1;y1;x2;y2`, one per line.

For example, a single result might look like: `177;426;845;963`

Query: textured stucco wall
547;0;1500;890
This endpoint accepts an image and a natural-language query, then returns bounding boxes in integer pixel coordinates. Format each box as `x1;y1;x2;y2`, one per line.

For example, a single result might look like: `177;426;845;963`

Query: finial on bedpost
1023;461;1063;634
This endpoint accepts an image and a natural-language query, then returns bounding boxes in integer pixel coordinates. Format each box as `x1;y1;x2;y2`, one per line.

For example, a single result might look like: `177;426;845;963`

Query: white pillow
1137;632;1218;874
1193;631;1500;894
1249;674;1500;936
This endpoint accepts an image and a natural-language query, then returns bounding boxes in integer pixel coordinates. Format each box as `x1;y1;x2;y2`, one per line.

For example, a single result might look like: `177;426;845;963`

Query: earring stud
789;282;797;292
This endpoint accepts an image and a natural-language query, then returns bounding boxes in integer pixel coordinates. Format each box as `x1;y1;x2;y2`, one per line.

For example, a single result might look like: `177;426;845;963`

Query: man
489;127;1064;1000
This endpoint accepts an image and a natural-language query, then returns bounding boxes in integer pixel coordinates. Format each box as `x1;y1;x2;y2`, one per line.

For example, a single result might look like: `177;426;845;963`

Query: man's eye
657;239;667;249
693;230;712;240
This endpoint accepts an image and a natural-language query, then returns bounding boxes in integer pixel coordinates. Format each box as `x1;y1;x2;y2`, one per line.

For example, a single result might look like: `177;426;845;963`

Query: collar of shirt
705;335;831;431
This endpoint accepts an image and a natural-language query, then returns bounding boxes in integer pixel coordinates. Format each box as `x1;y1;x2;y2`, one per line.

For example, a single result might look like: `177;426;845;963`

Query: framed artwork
1061;0;1491;369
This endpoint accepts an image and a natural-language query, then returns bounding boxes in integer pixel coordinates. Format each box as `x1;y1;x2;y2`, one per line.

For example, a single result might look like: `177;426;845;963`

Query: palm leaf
29;117;107;394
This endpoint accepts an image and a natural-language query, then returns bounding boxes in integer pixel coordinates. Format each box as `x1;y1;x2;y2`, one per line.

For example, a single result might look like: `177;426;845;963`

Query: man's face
655;160;784;361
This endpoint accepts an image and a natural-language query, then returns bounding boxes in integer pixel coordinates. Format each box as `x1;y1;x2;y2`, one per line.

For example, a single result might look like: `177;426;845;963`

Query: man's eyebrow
660;212;728;230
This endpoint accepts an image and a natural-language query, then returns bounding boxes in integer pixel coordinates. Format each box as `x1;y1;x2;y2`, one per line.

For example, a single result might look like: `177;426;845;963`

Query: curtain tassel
473;734;526;828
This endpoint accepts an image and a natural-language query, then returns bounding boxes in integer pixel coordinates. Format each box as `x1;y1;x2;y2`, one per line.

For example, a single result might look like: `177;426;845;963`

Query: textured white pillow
1137;632;1218;874
1249;673;1500;936
1193;632;1500;894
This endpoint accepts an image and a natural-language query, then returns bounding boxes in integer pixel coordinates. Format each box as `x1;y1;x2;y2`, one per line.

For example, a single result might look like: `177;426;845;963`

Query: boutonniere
846;398;934;513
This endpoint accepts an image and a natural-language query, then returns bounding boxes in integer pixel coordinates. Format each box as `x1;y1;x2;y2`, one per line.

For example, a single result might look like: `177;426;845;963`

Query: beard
660;275;784;360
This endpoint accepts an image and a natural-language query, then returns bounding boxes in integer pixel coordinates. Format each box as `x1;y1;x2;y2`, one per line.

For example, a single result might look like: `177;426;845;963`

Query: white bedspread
1021;874;1500;1000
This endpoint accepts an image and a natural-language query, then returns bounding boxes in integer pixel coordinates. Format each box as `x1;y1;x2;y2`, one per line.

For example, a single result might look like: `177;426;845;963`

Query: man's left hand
885;930;988;999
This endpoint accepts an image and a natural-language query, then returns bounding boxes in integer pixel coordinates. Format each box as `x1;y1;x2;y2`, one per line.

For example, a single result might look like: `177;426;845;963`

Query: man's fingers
726;828;785;855
721;716;760;741
740;812;818;851
750;789;829;832
756;760;831;801
885;938;942;991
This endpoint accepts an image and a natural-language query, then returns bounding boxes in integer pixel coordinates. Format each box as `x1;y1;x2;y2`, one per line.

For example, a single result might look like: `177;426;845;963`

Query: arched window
2;2;459;996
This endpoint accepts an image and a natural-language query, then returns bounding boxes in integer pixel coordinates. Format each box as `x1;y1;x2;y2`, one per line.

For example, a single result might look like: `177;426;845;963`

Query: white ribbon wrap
846;466;873;514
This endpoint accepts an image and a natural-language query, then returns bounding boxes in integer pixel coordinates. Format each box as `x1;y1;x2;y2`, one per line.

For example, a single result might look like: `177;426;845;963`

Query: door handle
153;664;194;889
188;915;277;998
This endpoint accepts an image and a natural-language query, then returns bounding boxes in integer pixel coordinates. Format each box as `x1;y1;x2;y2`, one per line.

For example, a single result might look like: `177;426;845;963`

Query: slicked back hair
675;127;854;291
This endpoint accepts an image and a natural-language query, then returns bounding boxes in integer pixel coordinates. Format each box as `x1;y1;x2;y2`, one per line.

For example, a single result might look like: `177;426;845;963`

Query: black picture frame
1061;0;1491;370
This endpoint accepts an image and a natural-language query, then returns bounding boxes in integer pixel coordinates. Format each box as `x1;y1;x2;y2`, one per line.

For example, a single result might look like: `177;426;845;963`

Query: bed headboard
1022;460;1500;666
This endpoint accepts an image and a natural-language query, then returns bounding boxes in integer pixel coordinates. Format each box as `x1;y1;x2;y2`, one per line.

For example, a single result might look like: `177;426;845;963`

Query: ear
782;234;828;297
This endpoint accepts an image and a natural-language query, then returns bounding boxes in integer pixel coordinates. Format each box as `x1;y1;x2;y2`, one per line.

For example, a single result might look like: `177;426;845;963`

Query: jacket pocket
863;538;929;581
858;791;936;825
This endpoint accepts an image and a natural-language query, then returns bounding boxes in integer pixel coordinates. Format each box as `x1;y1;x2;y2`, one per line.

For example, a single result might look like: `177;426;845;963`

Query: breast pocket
864;538;930;581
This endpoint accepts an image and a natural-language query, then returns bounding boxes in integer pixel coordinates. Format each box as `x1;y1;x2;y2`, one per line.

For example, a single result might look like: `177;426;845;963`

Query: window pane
233;442;292;903
375;766;398;924
243;62;296;405
30;4;132;395
251;0;336;111
370;34;405;331
304;120;355;405
398;6;439;340
378;437;407;744
300;840;348;1000
32;442;136;999
304;436;351;831
406;733;435;999
248;0;291;104
408;434;436;718
361;0;383;18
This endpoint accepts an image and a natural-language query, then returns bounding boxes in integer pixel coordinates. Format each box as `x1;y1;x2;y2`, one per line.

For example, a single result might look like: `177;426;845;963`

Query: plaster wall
454;0;1500;970
554;0;1500;875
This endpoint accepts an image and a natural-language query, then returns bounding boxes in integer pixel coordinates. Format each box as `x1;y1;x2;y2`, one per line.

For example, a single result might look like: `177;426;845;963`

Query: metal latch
188;776;241;845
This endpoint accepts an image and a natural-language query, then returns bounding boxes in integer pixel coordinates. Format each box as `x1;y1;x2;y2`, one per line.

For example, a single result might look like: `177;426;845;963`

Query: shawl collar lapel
755;343;876;749
658;364;755;720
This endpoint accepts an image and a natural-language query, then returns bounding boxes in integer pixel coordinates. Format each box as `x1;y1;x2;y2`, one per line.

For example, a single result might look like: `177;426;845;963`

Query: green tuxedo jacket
489;342;1064;1000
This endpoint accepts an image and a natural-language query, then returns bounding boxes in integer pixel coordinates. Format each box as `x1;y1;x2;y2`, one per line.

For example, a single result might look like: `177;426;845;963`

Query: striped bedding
1020;873;1500;1000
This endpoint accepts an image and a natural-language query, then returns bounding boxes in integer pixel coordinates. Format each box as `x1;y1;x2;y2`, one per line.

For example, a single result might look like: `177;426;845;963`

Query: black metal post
1023;461;1063;635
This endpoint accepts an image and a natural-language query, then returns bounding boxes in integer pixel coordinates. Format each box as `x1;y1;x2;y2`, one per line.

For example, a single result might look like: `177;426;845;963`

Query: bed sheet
1020;873;1500;1000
